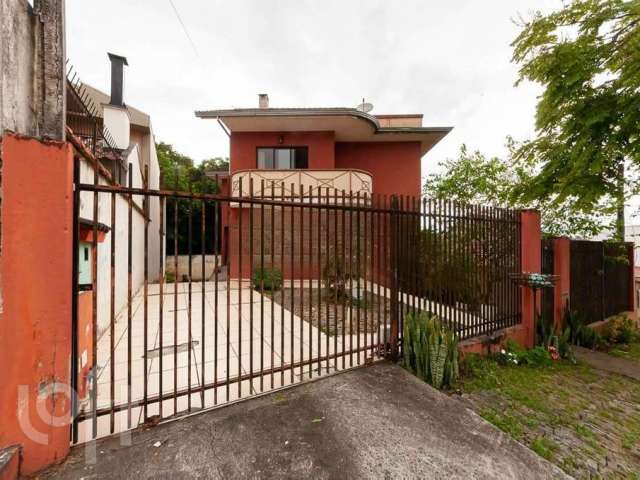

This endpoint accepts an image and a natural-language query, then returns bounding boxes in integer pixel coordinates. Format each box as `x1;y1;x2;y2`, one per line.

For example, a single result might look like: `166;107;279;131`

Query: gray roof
83;84;151;129
195;107;451;135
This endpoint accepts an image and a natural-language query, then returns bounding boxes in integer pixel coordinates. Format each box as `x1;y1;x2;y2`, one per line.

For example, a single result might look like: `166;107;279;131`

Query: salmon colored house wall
230;131;335;172
335;142;422;198
0;133;74;475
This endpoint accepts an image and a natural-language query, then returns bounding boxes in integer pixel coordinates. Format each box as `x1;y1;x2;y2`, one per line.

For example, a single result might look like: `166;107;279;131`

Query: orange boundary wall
0;133;73;475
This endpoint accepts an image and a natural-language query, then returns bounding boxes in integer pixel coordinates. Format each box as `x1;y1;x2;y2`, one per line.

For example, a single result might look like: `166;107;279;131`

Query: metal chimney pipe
259;93;269;109
108;52;128;106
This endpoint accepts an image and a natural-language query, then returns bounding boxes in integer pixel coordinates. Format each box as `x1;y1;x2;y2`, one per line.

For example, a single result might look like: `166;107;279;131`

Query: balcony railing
230;169;373;203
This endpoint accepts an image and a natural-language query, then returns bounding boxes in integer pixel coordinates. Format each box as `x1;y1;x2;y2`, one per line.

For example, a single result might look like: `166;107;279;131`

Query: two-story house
196;95;451;278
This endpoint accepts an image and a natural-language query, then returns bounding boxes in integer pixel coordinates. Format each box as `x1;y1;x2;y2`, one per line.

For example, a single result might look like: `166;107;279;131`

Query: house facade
197;95;451;278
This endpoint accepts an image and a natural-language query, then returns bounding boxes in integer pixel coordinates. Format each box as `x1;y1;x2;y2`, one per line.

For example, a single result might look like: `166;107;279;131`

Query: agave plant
403;311;459;389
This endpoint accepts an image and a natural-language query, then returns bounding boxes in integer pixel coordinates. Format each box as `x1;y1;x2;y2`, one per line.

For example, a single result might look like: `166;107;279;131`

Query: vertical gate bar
482;205;488;337
143;165;149;421
237;177;243;399
374;194;381;355
270;181;275;389
451;200;457;333
200;198;206;409
71;159;80;444
309;185;314;378
356;192;362;365
362;192;368;362
470;203;475;338
348;190;354;367
399;196;406;348
325;187;330;372
467;205;484;336
425;199;430;318
486;205;491;336
280;182;285;387
493;206;498;333
341;190;347;370
289;182;295;385
496;208;502;330
248;179;254;392
462;202;468;337
109;190;116;433
445;199;451;332
173;175;179;414
370;194;376;355
412;197;418;316
388;195;399;360
187;186;193;411
260;179;265;392
158;194;164;417
436;199;442;324
382;195;388;351
90;163;99;438
412;197;418;315
333;188;339;368
127;165;133;429
298;184;304;379
213;187;219;405
421;198;427;315
316;187;322;374
225;195;231;402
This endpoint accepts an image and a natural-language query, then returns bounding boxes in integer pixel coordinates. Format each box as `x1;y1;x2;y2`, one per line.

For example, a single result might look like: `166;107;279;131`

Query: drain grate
146;340;199;359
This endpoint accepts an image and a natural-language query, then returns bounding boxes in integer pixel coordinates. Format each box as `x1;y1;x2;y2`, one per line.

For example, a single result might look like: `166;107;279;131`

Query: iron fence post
389;195;400;360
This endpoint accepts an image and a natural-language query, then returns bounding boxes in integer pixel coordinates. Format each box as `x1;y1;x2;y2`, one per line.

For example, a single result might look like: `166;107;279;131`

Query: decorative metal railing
230;169;373;202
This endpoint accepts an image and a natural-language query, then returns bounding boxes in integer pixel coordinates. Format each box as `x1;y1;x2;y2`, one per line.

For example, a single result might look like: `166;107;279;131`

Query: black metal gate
71;169;522;443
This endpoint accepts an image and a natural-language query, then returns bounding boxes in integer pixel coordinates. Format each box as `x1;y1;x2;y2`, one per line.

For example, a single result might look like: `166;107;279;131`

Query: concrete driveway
43;362;569;479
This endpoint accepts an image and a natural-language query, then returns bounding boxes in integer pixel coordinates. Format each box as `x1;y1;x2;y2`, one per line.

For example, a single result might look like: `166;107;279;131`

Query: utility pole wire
168;0;199;57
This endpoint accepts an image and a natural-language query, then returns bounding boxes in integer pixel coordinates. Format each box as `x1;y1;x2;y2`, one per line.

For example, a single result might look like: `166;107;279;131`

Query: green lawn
458;355;640;479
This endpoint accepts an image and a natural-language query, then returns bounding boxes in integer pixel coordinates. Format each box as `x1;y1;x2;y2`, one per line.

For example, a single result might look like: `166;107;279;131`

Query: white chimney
259;93;269;109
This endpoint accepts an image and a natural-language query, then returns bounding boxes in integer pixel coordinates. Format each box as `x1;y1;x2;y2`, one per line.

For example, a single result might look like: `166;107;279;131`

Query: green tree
156;142;226;256
511;0;640;240
423;142;607;237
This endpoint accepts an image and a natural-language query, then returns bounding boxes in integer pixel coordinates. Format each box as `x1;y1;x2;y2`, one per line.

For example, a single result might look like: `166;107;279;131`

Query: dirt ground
268;287;390;336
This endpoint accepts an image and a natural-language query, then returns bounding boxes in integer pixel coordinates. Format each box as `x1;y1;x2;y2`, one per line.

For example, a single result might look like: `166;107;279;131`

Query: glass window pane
294;148;308;169
257;148;274;169
275;149;292;169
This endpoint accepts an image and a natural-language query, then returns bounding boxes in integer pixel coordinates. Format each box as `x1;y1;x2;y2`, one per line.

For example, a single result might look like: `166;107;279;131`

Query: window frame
255;146;309;170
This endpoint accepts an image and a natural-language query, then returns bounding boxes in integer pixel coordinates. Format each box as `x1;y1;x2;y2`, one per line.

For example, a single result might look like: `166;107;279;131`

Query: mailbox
78;241;92;290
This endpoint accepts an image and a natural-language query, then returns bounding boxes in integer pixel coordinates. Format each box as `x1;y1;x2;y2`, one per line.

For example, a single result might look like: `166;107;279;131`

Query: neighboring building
196;94;451;277
67;53;162;337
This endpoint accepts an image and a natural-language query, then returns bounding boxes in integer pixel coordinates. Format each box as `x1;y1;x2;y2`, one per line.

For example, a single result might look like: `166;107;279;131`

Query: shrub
601;314;638;345
403;311;459;389
564;308;602;349
252;266;283;292
500;341;553;367
165;271;176;283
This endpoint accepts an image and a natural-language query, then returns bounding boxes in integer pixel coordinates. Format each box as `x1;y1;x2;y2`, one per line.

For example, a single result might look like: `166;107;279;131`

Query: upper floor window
257;147;308;169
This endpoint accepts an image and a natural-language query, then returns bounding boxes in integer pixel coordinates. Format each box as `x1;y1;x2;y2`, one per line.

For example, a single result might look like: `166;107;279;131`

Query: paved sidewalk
574;346;640;381
43;362;570;479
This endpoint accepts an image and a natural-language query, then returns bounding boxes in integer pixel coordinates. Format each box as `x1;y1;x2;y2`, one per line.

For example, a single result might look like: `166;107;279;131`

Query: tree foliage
156;142;227;194
156;142;228;256
510;0;640;236
423;142;608;237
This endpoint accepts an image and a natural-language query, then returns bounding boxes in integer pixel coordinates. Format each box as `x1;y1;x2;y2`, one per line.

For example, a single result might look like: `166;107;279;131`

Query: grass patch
530;437;559;460
609;341;640;361
459;353;640;477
